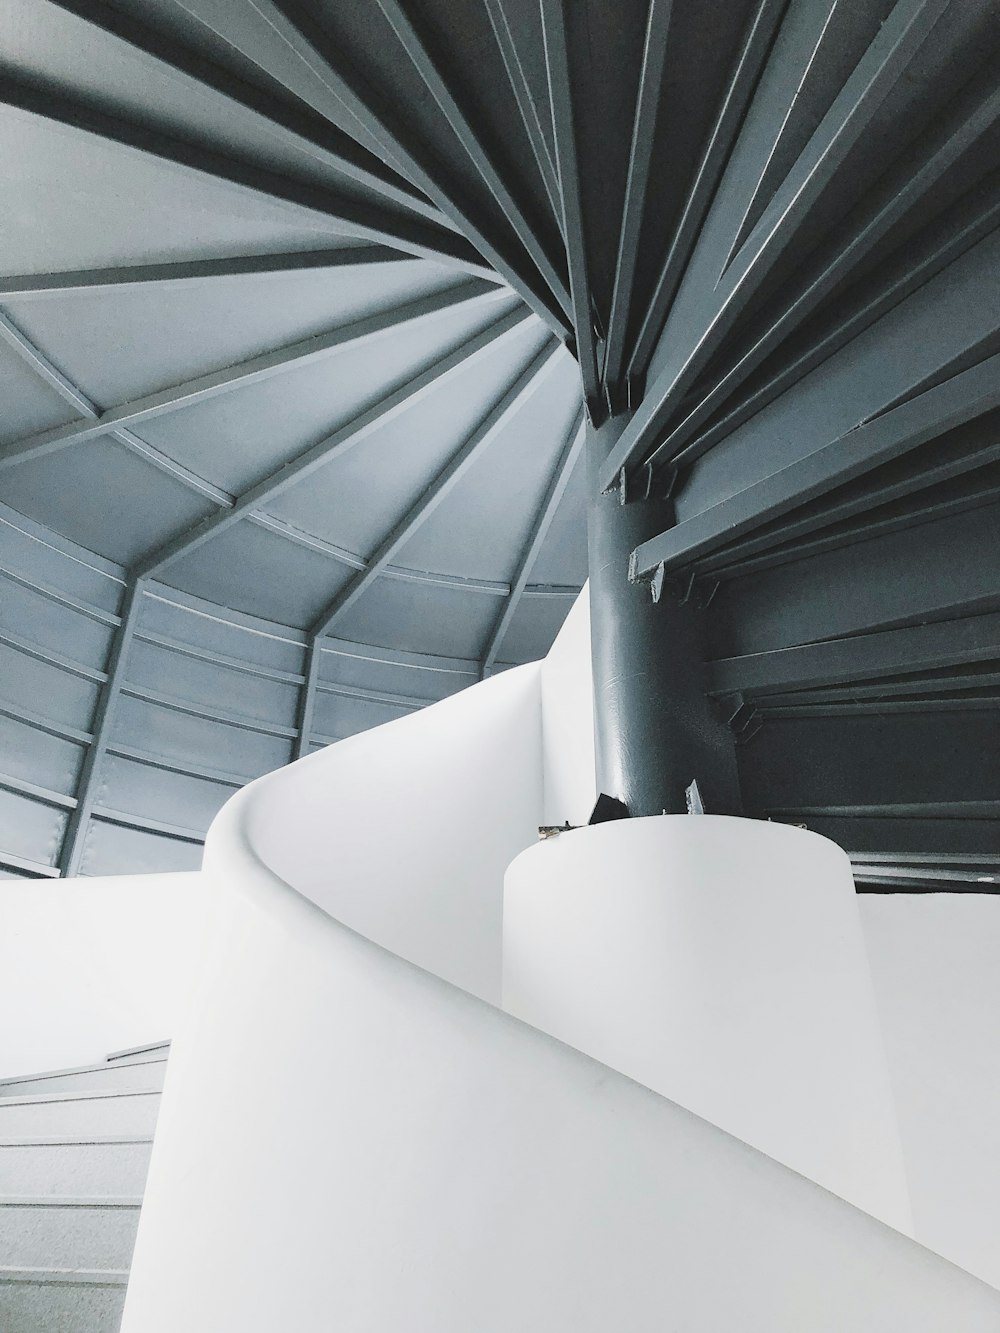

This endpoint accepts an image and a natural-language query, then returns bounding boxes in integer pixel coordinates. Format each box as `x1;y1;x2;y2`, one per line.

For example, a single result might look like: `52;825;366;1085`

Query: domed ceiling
0;0;596;877
3;0;1000;887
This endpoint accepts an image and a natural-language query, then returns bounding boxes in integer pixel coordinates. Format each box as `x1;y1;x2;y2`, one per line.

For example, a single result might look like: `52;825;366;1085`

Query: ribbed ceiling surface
2;0;999;886
0;0;591;877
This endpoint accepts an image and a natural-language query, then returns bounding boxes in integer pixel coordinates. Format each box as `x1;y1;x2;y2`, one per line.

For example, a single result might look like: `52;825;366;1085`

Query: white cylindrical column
503;816;911;1231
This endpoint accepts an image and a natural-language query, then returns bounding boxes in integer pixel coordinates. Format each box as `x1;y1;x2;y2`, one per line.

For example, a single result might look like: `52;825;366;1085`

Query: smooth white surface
861;893;1000;1288
0;872;202;1078
252;663;543;1004
503;817;912;1231
540;583;596;825
123;664;1000;1331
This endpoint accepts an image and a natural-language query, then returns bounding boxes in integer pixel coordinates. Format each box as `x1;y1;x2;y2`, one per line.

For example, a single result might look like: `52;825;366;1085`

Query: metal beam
482;0;563;222
0;74;484;274
602;0;674;392
0;309;235;506
645;70;1000;475
480;410;584;677
600;0;950;492
539;0;601;405
135;301;531;577
293;638;321;760
311;342;563;637
373;0;572;321
631;349;1000;580
0;247;428;302
626;0;788;384
59;580;145;877
45;0;446;227
665;190;1000;478
0;281;506;472
707;610;1000;698
238;0;571;337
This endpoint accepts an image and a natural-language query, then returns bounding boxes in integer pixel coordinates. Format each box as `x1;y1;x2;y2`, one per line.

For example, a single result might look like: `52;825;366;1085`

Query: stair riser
0;1280;126;1333
0;1063;167;1099
0;1205;140;1269
0;1143;153;1197
0;1096;160;1139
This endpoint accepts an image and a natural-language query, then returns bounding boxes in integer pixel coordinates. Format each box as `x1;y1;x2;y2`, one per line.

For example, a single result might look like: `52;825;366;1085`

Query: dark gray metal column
586;412;743;817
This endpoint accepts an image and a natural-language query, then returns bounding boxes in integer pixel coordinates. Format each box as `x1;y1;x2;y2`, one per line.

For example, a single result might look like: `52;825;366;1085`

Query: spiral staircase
2;0;1000;1327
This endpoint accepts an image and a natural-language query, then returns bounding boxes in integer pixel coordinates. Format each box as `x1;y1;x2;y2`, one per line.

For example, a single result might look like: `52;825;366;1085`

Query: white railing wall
121;625;1000;1330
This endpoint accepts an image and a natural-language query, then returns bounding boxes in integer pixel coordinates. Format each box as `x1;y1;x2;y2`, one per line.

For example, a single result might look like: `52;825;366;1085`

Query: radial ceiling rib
644;69;1000;478
44;0;448;228
134;301;532;578
625;0;788;385
372;0;572;321
671;189;1000;477
237;0;571;338
602;0;674;394
600;0;950;492
58;579;145;877
708;610;1000;697
293;638;321;761
0;309;236;506
630;350;1000;581
481;0;563;222
0;248;422;302
0;280;507;471
540;0;601;406
480;408;585;678
0;74;484;273
311;341;563;637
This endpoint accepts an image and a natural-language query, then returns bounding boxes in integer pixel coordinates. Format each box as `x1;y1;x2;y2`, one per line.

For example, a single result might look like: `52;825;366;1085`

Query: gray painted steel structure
0;0;998;891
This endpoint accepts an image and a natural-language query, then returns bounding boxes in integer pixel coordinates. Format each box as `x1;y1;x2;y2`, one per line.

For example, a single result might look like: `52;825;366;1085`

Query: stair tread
0;1266;129;1286
0;1197;143;1208
105;1041;170;1063
0;1089;161;1108
0;1136;154;1148
0;1056;167;1092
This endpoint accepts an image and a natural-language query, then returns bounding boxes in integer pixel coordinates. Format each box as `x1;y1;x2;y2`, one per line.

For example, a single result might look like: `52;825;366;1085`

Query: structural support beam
665;188;1000;478
293;638;321;761
312;343;562;636
707;610;1000;697
602;0;673;393
630;350;1000;580
587;412;742;816
479;409;585;676
540;0;601;405
600;0;950;492
0;75;484;274
0;247;427;302
59;580;145;876
0;311;235;506
373;0;572;321
0;281;506;471
645;69;1000;475
626;0;787;385
47;0;446;226
136;302;531;577
236;0;571;338
482;0;563;222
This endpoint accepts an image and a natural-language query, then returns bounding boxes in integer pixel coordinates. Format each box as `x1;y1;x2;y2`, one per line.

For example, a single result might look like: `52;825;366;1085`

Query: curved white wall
121;654;1000;1331
503;818;911;1230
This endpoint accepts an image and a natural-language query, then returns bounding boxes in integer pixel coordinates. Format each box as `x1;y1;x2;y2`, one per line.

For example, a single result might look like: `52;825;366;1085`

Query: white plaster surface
122;659;1000;1331
860;893;1000;1288
540;583;596;825
0;872;203;1077
503;815;912;1231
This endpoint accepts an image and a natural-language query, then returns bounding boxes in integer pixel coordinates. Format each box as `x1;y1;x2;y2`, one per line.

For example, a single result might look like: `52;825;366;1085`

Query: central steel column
586;412;743;817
